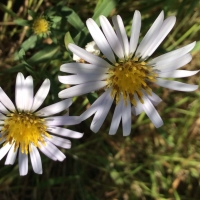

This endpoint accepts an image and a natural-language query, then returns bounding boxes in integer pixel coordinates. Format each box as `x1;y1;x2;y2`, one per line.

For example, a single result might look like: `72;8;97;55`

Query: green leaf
60;7;85;31
49;16;62;23
192;40;200;53
64;32;75;50
18;49;33;69
87;92;98;104
28;45;60;64
0;3;18;18
21;35;38;51
14;19;30;26
92;0;120;25
28;10;37;18
18;49;26;61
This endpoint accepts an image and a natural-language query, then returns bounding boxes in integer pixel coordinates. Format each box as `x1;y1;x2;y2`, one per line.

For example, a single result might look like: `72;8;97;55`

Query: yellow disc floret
106;58;157;105
32;17;49;35
1;112;50;154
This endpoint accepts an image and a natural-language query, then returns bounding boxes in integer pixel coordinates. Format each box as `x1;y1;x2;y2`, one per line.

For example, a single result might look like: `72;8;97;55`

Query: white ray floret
59;10;199;136
0;73;83;176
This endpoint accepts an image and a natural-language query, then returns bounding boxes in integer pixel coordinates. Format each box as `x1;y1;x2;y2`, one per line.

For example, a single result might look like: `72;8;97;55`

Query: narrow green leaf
14;19;30;26
60;7;85;31
0;3;18;18
92;0;120;25
28;45;60;64
192;40;200;53
21;35;38;51
64;32;75;50
49;16;62;23
28;10;37;18
87;92;98;104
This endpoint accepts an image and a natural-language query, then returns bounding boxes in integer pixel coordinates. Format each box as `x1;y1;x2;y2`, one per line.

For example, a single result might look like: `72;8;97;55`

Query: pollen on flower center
32;17;49;35
1;112;50;154
106;59;157;105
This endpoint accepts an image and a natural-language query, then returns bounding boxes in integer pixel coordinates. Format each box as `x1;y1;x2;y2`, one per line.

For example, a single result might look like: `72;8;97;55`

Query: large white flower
58;11;199;136
0;73;83;176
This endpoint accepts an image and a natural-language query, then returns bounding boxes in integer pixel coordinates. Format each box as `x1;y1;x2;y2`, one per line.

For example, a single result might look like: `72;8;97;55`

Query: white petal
146;91;162;106
0;88;15;111
36;99;72;117
142;92;163;128
122;97;132;136
109;95;123;135
91;89;114;133
68;44;111;68
42;141;66;161
18;151;28;176
0;102;10;114
79;90;108;121
100;15;124;59
158;70;199;78
5;144;18;165
30;144;42;174
58;74;108;85
0;111;7;119
45;116;80;126
31;79;50;112
130;10;141;55
0;143;12;160
38;141;57;161
136;11;164;58
148;42;196;64
23;76;34;112
152;53;192;72
60;63;108;74
112;15;129;57
15;72;25;111
47;127;83;138
45;135;71;149
131;93;143;116
86;18;116;63
58;81;107;99
156;78;199;92
141;16;176;59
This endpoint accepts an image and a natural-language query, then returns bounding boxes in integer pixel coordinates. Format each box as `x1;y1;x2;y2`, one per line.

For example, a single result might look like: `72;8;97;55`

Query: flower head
32;16;50;35
58;11;199;136
0;73;82;176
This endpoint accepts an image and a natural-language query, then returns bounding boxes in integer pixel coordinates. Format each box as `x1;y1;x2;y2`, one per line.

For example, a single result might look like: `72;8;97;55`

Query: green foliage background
0;0;200;199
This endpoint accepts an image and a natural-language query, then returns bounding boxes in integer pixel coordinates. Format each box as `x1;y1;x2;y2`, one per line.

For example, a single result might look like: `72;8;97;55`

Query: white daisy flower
73;41;100;62
58;11;199;136
0;73;83;176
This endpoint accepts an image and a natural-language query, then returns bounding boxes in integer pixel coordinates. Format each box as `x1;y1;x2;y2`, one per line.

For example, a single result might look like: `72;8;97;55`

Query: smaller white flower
73;54;81;62
85;41;100;56
73;41;100;62
0;73;83;176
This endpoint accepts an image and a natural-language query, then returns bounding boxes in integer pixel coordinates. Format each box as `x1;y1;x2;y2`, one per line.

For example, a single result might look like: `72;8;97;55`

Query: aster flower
0;73;82;176
58;11;199;136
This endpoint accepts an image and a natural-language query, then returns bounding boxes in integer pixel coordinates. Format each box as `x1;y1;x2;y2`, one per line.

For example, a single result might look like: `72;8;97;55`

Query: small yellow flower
32;17;50;35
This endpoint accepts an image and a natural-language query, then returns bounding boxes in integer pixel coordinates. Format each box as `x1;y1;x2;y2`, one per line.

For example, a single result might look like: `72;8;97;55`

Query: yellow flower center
106;58;157;105
32;17;49;35
2;112;50;154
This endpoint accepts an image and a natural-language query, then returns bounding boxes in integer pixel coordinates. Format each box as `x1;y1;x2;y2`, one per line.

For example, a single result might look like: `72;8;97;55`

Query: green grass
0;0;200;199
